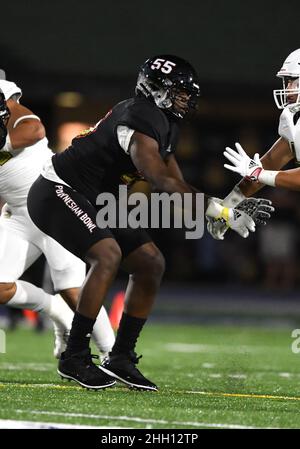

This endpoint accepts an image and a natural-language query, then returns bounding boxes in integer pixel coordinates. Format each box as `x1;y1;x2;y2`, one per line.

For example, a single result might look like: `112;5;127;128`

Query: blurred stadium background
1;1;300;335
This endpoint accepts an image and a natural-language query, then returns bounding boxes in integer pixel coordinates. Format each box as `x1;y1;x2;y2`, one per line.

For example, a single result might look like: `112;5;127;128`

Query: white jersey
0;79;53;207
0;138;52;207
278;103;300;162
0;78;86;290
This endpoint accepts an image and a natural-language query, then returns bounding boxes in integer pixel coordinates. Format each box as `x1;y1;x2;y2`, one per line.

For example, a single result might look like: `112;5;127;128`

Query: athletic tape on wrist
258;170;278;187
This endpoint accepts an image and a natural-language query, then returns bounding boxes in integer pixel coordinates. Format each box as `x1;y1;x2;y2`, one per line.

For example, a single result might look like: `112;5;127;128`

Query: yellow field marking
185;390;300;401
0;383;81;391
0;382;128;392
1;382;300;402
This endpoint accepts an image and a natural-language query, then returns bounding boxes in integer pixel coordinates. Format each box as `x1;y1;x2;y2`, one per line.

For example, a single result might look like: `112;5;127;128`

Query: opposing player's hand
235;197;274;226
223;143;262;181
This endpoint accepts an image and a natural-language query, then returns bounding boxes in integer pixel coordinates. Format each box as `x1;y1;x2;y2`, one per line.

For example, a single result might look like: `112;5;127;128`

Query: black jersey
52;95;180;205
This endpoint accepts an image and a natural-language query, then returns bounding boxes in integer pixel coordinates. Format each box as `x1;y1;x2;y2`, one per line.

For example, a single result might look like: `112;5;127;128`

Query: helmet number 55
151;58;176;74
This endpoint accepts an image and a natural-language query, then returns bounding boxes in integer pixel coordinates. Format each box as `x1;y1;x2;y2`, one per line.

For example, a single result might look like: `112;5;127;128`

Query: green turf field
0;323;300;429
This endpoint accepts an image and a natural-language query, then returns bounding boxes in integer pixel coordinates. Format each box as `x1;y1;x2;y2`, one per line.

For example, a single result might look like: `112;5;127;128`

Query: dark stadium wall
1;0;299;89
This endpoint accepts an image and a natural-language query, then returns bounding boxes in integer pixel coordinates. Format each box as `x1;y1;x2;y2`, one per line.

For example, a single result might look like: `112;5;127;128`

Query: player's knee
0;282;16;304
104;244;122;272
86;239;122;273
137;245;165;279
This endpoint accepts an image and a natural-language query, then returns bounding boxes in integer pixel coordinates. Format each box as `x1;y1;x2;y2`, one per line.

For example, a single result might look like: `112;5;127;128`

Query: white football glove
207;218;227;240
206;196;274;240
206;198;227;240
206;186;246;240
223;142;263;181
206;198;255;238
235;198;274;226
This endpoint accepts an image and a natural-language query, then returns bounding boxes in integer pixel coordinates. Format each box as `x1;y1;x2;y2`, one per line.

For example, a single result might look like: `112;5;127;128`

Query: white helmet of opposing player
273;49;300;109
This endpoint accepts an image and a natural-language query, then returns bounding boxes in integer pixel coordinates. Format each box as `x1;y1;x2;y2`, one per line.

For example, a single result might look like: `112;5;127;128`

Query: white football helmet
273;49;300;109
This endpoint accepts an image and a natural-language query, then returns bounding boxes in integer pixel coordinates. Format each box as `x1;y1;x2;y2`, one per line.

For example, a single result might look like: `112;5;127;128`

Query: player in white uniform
0;74;115;358
207;49;300;238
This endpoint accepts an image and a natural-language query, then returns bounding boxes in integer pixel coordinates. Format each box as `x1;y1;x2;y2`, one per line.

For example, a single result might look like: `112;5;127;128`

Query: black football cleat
100;351;158;391
57;348;116;390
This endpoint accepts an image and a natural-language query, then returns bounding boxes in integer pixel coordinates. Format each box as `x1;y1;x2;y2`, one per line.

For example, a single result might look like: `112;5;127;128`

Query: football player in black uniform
0;89;10;148
27;55;272;391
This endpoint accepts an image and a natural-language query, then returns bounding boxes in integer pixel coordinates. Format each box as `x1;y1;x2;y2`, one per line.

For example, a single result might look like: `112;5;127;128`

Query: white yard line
228;374;247;379
164;343;277;354
13;409;281;429
0;363;54;372
202;363;215;368
0;419;126;429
